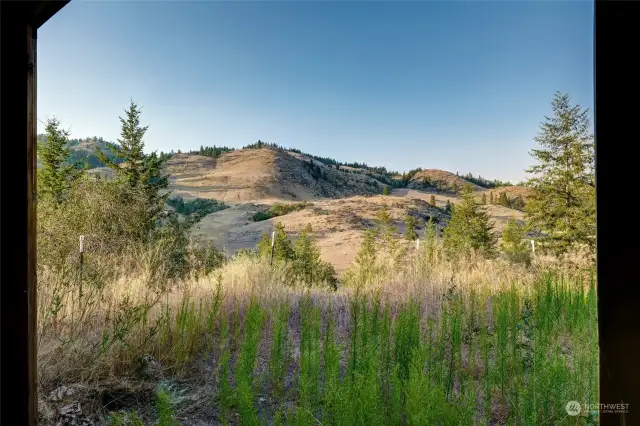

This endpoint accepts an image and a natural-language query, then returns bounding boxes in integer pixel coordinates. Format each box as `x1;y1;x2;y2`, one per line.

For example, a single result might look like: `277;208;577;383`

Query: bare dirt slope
166;149;386;203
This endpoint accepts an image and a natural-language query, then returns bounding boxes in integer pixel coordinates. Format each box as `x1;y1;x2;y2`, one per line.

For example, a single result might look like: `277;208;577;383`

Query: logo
565;401;582;416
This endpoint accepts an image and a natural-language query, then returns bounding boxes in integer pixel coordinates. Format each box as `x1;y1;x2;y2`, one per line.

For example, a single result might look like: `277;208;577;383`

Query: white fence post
270;231;276;265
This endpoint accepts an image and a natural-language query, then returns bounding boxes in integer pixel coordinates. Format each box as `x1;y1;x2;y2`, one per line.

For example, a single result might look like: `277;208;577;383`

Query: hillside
480;185;535;201
407;169;485;192
57;141;528;275
165;148;387;203
190;193;448;275
36;135;123;169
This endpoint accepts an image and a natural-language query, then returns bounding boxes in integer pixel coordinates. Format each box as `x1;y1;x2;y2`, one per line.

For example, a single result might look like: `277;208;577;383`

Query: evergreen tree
481;193;487;205
443;185;496;257
429;194;436;207
293;224;319;285
404;214;418;241
272;222;294;262
511;197;525;211
500;218;531;266
99;100;169;229
498;192;510;208
382;185;390;196
376;206;397;253
350;228;378;284
445;200;452;214
37;117;83;203
525;92;596;258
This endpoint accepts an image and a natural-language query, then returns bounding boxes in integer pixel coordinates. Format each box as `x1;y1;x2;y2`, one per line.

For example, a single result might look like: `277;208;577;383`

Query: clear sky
37;0;594;183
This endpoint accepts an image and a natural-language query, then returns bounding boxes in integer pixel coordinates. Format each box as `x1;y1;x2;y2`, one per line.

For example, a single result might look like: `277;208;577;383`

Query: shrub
251;202;312;222
500;218;532;266
404;214;418;241
166;196;227;220
443;186;496;258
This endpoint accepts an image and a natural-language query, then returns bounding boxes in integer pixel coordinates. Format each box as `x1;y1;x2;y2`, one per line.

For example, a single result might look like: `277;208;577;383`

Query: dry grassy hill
479;185;534;201
160;148;529;275
408;169;485;192
190;194;447;275
165;148;386;203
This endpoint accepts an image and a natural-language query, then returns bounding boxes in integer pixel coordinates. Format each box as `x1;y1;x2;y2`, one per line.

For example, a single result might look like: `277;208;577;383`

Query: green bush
166;196;227;220
251;202;312;222
500;218;532;266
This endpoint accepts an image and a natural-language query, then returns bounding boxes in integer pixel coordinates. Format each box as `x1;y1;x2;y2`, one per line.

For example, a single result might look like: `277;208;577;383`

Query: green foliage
257;223;337;288
498;191;511;208
445;200;452;213
300;226;338;288
189;244;226;278
98;100;170;232
525;92;596;259
235;301;266;426
452;181;458;193
166;196;227;220
511;196;525;211
382;185;390;196
189;144;235;158
460;172;513;189
37;117;83;203
156;385;180;426
251;202;311;222
404;214;418;241
443;186;497;258
501;218;532;266
302;159;327;181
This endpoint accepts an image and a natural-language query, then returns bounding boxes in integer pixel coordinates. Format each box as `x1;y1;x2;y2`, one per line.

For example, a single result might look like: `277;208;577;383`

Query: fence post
79;235;85;296
531;239;535;256
270;230;276;266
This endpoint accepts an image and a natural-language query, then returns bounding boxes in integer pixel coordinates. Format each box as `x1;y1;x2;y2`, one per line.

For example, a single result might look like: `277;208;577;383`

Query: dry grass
37;228;595;425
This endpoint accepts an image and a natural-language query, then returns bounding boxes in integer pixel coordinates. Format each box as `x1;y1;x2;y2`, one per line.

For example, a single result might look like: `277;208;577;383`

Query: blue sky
37;0;593;183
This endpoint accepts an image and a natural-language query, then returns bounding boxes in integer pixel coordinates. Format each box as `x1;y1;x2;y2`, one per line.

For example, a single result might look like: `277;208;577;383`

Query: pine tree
429;194;436;207
272;222;294;262
500;218;531;266
525;92;595;258
443;185;496;258
481;193;487;205
293;224;319;285
498;192;510;208
383;185;390;196
511;197;525;211
404;214;418;241
445;200;452;214
37;117;83;203
99;100;169;228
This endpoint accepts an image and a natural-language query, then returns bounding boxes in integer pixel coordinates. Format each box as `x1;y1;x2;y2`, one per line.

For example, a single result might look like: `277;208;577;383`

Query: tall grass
38;239;597;425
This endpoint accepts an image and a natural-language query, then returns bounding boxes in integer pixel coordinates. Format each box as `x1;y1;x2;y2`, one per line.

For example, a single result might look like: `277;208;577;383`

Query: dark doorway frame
1;1;639;425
